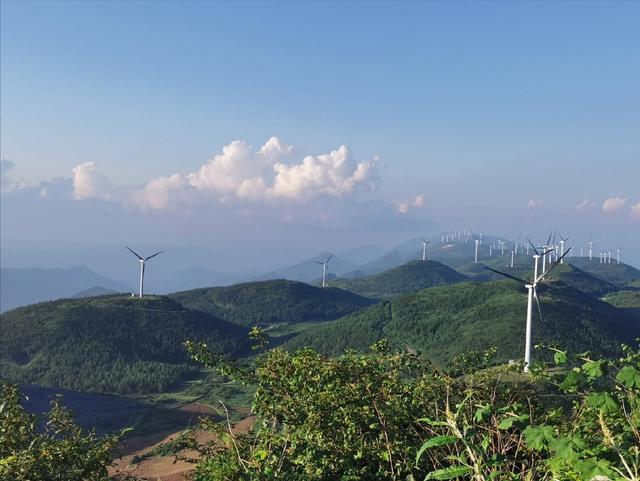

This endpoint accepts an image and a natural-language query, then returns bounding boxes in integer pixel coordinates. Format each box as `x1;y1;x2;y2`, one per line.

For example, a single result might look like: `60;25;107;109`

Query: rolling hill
170;279;376;327
285;280;639;366
569;259;640;289
329;260;468;299
0;295;248;395
0;266;130;312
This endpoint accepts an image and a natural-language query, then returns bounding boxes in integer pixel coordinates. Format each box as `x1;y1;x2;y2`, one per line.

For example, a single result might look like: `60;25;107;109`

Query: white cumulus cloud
576;198;595;211
629;202;640;221
395;194;425;214
72;162;112;200
527;199;543;209
133;137;378;210
602;197;627;213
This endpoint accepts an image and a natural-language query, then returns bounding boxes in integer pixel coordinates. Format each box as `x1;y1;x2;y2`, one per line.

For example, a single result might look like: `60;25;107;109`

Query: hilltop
329;260;468;299
0;295;248;394
170;279;376;327
285;280;639;366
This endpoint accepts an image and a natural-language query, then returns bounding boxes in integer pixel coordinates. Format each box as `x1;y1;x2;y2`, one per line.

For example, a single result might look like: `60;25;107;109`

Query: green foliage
0;295;248;394
186;341;547;480
330;260;468;299
0;383;126;481
286;280;638;366
524;344;640;480
170;279;375;327
185;339;640;481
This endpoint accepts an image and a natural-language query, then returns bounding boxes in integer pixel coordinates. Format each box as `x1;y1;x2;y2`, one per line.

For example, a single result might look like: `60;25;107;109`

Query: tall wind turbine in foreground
315;254;333;288
126;247;164;298
485;246;572;373
421;238;431;261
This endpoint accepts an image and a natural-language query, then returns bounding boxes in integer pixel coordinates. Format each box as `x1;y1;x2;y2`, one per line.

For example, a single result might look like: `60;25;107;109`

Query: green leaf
581;360;606;379
424;465;472;480
616;366;640;389
560;370;586;392
586;392;618;414
523;425;555;451
553;350;568;365
498;414;529;430
416;436;458;465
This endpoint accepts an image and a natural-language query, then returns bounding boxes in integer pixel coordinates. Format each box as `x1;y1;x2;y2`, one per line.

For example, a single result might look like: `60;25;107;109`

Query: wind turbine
617;248;621;264
315;254;333;288
485;246;572;372
474;239;480;263
421;238;431;261
588;239;593;261
126;247;164;298
559;235;569;264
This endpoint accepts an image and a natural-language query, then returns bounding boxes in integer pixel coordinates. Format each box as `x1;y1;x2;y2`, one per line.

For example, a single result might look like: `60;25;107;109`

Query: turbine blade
533;287;544;324
483;266;528;284
326;254;333;264
314;261;324;265
546;231;552;246
527;238;540;256
536;247;572;283
126;247;143;260
145;250;164;261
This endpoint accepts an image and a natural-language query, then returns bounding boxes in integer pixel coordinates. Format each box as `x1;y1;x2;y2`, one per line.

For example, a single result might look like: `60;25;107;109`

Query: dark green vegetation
0;383;125;481
570;258;640;289
329;260;468;299
185;340;640;481
170;279;375;327
603;290;640;322
0;295;248;395
286;280;640;365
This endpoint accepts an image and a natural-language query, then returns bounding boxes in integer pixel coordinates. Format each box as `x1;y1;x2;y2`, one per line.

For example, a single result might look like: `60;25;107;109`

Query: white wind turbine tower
126;247;164;298
474;239;480;263
510;250;515;268
315;254;333;288
421;238;431;261
486;246;571;372
559;235;569;264
617;248;621;264
589;239;593;261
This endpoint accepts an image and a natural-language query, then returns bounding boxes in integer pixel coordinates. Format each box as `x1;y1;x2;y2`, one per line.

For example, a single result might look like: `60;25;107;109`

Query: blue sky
1;1;639;270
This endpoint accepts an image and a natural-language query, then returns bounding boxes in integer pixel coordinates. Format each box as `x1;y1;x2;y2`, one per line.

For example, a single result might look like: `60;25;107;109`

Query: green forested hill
0;295;248;394
329;260;468;299
285;280;639;365
568;259;640;288
169;279;375;326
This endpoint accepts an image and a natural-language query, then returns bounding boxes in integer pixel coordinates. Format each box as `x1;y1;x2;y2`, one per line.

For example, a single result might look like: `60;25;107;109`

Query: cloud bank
602;197;627;213
132;137;378;210
395;194;425;214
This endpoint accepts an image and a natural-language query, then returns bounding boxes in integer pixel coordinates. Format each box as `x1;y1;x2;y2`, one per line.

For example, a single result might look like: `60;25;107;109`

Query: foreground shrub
186;335;640;481
0;383;127;481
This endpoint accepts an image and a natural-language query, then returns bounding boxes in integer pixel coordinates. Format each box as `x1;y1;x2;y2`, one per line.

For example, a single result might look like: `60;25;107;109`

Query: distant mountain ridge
0;266;130;312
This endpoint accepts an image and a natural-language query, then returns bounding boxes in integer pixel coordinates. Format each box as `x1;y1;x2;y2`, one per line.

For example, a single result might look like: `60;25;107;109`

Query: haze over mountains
2;233;639;312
